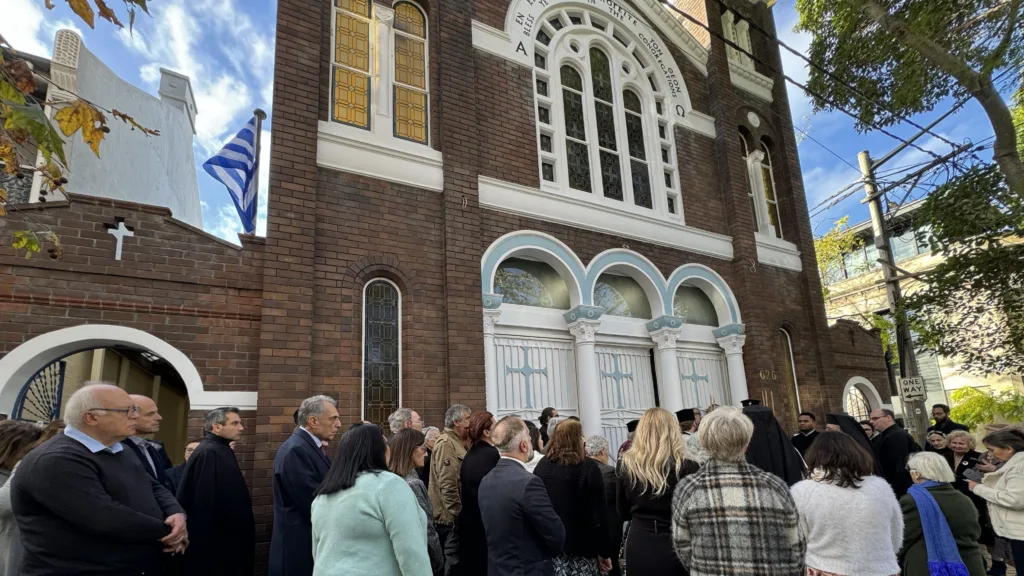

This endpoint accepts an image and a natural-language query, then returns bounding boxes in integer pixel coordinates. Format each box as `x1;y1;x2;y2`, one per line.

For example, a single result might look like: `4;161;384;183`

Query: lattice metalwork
394;86;427;143
845;386;872;422
364;281;400;424
631;160;652;209
589;47;612;102
0;166;32;205
333;68;370;128
13;361;66;423
600;151;622;200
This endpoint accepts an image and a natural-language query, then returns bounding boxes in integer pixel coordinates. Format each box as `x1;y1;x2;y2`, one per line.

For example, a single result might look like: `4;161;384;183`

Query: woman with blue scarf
898;452;986;576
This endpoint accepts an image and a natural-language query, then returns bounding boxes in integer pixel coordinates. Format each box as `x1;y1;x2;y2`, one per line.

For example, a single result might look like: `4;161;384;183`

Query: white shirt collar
65;425;123;454
500;455;529;469
300;426;323;448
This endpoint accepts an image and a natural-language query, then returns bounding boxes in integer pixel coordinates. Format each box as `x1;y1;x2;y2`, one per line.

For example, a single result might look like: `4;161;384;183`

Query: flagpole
249;108;267;236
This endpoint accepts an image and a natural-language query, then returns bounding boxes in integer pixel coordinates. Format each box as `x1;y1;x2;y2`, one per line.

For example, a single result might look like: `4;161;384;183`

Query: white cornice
317;121;444;192
755;232;802;271
729;61;774;102
479;175;734;261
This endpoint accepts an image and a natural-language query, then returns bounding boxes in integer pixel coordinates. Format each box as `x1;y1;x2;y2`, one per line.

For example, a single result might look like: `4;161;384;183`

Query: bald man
126;394;176;493
11;382;187;574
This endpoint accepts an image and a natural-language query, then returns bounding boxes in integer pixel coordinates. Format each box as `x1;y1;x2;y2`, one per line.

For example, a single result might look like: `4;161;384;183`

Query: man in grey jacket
479;416;565;576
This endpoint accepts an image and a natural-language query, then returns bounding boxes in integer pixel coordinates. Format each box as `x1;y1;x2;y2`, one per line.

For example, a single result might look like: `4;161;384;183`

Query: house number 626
759;370;777;380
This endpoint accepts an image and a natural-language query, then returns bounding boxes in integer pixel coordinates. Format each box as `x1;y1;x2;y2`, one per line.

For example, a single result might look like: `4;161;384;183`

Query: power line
658;1;949;164
703;0;972;156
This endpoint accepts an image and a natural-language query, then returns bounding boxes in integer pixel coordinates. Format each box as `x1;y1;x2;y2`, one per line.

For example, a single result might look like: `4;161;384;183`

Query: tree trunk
860;0;1024;197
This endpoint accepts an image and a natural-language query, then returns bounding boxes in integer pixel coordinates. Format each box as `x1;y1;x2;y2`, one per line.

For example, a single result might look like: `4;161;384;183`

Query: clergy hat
676;408;695;423
741;399;761;407
626;420;639;433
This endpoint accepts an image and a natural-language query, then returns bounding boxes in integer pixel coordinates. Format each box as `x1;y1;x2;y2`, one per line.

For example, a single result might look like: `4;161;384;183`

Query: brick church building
0;0;892;569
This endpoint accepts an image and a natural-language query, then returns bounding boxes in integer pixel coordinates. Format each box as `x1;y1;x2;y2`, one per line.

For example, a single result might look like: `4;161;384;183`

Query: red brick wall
829;320;892;407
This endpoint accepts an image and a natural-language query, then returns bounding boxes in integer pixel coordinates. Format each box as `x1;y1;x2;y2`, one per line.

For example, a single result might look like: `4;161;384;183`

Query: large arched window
331;0;373;129
594;273;651;319
392;1;428;143
534;10;680;219
845;386;871;421
672;285;719;326
363;279;401;423
759;140;783;238
495;258;571;309
739;130;784;239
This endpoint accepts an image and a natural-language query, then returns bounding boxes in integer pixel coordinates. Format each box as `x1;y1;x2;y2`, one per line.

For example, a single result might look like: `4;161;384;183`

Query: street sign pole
859;151;931;443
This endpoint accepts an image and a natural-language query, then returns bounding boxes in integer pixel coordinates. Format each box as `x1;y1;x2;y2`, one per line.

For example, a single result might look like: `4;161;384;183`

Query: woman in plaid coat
671;406;805;576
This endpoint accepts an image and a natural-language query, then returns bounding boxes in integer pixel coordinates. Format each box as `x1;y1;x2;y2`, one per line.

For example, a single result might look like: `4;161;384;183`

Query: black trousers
1009;539;1024;570
435;523;460;576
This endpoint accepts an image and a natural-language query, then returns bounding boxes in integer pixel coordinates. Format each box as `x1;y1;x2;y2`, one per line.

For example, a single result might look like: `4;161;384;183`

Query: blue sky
2;0;1005;242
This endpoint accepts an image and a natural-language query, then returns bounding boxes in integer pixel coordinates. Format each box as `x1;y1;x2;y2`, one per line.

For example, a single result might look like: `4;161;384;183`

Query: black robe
870;424;922;498
790;430;819;458
743;405;804;486
826;413;885;477
176;432;255;576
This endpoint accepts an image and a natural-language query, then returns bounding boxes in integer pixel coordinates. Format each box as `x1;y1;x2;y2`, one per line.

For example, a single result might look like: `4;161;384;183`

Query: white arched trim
586;249;666;319
0;324;258;412
843;376;884;413
666;263;742;324
481;230;588;308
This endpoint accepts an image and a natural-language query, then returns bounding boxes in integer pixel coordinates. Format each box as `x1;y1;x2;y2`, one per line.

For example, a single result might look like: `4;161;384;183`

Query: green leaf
4;103;67;166
0;78;26;105
11;230;41;259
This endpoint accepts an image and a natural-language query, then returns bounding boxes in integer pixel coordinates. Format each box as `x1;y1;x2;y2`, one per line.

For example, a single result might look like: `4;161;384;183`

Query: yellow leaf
53;100;107;157
45;0;55;9
0;188;6;217
65;0;95;29
94;0;123;28
112;109;160;136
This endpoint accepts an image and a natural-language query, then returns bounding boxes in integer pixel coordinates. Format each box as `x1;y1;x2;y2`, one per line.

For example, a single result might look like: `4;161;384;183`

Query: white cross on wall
106;220;134;261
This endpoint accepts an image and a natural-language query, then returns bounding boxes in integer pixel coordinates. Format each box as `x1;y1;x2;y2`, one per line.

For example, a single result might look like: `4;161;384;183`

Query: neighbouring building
822;200;1024;415
1;2;882;571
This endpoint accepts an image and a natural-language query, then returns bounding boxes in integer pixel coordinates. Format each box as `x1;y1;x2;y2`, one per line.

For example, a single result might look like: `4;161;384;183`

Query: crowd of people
0;380;1021;576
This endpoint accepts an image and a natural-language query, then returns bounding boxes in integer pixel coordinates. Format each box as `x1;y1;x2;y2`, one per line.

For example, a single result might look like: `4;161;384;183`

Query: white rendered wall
59;39;203;228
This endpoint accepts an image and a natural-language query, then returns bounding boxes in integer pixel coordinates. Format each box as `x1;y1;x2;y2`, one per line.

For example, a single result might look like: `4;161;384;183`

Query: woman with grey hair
898;451;986;576
671;406;804;575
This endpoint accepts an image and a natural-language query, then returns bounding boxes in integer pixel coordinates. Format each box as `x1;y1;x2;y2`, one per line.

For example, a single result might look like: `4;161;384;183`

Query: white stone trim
472;20;514;63
627;0;709;74
0;324;258;413
317;121;444;191
843;376;885;412
479;176;734;261
729;61;774;102
685;110;717;138
755;232;802;271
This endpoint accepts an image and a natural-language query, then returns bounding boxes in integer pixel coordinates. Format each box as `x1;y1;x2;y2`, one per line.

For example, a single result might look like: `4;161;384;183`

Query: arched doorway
843;376;884;421
0;325;258;463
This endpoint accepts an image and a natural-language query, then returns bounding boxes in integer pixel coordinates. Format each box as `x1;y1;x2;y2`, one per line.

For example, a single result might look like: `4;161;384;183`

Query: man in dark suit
164;439;201;495
870;408;922;497
479;416;565;576
269;395;341;576
124;394;176;493
586;435;621;576
928;403;970;434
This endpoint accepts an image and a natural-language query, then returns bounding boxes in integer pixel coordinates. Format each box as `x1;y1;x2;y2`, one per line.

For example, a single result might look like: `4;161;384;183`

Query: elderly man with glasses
11;381;188;575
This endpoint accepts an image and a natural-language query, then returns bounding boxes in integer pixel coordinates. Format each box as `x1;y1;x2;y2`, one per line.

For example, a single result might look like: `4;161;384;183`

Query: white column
483;308;502;414
650;327;684;413
568;319;603;438
736;20;753;70
373;5;395;125
745;149;775;237
717;334;749;407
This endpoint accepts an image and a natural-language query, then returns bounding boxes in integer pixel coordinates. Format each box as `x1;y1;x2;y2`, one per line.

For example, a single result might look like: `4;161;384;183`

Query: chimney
158;68;197;135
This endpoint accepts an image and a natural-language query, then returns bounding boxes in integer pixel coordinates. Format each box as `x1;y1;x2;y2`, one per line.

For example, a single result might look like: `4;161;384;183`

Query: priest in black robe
742;402;804;486
176;407;255;576
826;412;886;477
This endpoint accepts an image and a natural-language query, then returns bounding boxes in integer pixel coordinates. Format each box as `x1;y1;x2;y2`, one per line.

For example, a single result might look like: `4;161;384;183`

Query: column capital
567;319;601;344
712;323;745;339
646;315;685;333
482;293;503;309
563;305;603;324
716;333;746;355
374;4;395;24
482;308;502;335
650;327;681;350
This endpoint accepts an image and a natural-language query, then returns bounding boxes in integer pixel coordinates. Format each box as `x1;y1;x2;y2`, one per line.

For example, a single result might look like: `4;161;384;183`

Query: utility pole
858;150;931;443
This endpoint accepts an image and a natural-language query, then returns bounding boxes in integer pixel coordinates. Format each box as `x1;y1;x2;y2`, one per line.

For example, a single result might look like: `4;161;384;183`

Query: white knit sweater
790;475;903;576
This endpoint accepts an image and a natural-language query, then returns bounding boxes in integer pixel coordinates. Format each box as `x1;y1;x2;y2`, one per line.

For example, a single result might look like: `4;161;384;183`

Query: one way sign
900;376;926;401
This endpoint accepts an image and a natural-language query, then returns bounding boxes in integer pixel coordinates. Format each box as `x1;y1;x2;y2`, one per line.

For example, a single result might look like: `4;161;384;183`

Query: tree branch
985;0;1022;74
859;0;1024;196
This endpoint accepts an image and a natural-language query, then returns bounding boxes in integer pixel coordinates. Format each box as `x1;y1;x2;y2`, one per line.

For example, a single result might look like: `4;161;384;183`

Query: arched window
534;11;680;218
331;0;372;129
594;273;651;319
495;258;571;309
672;285;719;326
363;279;401;423
392;1;428;143
779;328;800;412
845;386;871;421
759;140;783;239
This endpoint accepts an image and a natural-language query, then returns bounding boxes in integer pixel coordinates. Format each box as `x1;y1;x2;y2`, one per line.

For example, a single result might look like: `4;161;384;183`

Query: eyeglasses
87;405;141;416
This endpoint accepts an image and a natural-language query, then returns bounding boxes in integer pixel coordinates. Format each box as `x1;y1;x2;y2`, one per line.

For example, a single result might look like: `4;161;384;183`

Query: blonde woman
616;407;696;576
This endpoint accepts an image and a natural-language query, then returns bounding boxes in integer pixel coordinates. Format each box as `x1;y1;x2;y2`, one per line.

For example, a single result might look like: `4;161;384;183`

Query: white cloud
200;200;209;210
1;0;83;58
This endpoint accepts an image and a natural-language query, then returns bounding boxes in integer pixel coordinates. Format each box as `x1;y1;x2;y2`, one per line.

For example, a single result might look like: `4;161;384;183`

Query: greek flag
203;116;259;234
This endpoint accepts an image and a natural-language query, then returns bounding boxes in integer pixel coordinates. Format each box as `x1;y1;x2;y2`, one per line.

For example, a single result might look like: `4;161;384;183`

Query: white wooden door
494;336;578;423
676;349;730;410
596;345;657;460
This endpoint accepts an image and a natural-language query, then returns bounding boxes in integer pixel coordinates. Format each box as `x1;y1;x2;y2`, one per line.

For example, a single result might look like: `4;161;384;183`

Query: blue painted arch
482;231;741;325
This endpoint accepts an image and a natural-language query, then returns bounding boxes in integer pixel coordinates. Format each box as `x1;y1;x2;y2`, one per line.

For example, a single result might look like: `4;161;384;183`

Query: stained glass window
623;89;650;208
393;2;428;143
589;48;622;200
740;132;759;227
601;151;622;200
561;65;591;192
673;285;719;326
595;273;652;318
495;258;571;309
540;134;552;152
760;141;783;238
590;48;613;102
363;279;400;425
332;0;372;129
